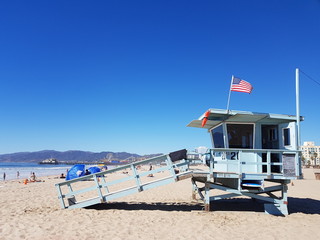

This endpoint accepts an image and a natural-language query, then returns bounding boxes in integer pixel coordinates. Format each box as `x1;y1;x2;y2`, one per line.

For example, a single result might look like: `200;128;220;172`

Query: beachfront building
301;141;320;166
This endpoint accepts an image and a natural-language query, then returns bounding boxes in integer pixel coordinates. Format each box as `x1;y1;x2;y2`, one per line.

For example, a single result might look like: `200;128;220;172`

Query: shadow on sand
86;197;320;215
288;197;320;214
205;197;320;214
86;201;203;212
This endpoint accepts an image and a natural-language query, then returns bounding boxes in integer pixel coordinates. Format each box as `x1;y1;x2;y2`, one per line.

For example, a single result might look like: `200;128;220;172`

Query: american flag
231;77;253;93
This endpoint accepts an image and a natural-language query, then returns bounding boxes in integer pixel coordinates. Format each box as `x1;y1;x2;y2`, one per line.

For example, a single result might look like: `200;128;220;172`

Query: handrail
57;154;168;187
55;152;191;209
208;148;301;178
210;148;300;153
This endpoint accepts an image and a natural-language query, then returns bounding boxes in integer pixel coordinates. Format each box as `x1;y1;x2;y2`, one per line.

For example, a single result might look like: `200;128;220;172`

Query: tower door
261;125;280;173
261;125;279;149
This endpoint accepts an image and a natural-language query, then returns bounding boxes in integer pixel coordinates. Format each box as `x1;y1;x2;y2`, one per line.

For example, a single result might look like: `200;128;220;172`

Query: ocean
0;162;77;181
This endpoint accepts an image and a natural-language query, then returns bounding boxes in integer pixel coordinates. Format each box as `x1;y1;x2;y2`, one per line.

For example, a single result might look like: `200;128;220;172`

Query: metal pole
226;75;234;112
296;68;301;149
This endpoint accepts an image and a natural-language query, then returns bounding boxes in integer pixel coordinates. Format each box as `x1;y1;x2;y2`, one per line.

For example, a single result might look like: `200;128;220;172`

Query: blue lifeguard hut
187;108;303;215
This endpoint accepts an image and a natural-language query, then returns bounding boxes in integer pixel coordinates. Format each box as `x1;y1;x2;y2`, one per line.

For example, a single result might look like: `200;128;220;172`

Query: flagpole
296;68;301;149
226;75;234;112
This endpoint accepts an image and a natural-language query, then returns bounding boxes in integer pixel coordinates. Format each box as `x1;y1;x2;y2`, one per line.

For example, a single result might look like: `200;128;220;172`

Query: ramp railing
55;150;192;209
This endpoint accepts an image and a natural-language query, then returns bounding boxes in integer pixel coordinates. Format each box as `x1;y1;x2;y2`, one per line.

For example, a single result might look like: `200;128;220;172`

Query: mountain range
0;150;162;163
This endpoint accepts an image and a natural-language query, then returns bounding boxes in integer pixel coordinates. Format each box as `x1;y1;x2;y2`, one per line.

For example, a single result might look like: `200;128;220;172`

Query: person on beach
148;164;154;177
30;172;36;182
17;171;20;179
3;172;5;181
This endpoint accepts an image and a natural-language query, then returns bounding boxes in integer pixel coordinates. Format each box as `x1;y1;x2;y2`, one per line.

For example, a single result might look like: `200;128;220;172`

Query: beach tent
66;164;85;180
88;166;101;174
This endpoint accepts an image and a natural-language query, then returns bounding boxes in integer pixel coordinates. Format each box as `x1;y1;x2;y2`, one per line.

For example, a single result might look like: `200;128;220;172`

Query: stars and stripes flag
230;77;253;94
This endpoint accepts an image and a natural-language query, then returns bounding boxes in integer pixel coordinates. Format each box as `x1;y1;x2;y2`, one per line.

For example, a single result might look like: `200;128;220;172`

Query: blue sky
0;0;320;155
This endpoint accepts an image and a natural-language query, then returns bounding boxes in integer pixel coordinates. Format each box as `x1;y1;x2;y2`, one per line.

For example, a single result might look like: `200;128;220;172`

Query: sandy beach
1;167;320;240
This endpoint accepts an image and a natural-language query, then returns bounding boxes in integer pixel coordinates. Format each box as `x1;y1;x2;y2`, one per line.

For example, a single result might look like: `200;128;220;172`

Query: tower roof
187;108;303;129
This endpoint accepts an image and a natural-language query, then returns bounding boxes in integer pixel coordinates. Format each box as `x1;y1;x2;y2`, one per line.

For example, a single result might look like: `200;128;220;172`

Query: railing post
66;183;75;206
99;174;109;194
267;151;271;175
166;155;177;180
131;164;142;191
209;149;214;175
55;184;66;209
93;174;104;203
67;183;73;193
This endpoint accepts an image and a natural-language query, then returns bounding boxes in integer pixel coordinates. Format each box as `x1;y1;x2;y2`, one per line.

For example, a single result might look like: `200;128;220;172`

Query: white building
301;141;320;166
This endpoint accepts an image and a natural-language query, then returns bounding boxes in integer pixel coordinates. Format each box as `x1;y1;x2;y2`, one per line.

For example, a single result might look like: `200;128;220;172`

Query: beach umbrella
88;166;101;174
66;164;85;180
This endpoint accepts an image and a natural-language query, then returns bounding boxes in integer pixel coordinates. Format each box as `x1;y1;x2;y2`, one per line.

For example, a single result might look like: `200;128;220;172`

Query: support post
204;182;210;211
264;181;289;216
191;179;197;200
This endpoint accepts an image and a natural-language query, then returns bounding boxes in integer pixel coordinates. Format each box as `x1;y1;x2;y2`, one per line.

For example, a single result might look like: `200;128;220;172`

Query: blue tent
88;166;101;174
66;164;85;180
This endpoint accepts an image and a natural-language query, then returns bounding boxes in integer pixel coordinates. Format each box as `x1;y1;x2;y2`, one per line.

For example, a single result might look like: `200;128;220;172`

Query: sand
0;168;320;240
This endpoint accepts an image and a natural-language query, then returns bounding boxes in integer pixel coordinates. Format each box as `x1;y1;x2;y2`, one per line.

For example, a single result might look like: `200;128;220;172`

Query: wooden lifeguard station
55;69;303;216
187;108;303;215
55;108;302;215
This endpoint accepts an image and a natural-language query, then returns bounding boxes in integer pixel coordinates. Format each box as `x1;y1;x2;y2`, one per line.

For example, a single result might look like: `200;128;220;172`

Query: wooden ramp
55;150;192;209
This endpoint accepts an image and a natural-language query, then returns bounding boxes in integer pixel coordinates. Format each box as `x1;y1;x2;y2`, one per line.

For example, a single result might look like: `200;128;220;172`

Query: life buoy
201;110;210;127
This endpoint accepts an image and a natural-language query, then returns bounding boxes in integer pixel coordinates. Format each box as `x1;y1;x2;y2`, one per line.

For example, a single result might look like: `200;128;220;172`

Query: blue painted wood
55;184;66;209
56;147;293;215
195;179;290;215
210;193;238;201
56;153;193;209
67;197;101;209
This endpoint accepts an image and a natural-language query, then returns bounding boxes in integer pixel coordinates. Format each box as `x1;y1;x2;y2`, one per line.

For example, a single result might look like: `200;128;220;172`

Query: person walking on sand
17;171;20;179
3;172;6;181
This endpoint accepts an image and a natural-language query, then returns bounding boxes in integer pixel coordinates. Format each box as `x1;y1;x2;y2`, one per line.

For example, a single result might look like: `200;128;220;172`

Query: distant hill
0;150;162;163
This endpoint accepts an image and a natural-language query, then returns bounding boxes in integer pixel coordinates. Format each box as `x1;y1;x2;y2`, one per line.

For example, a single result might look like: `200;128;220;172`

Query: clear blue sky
0;0;320;155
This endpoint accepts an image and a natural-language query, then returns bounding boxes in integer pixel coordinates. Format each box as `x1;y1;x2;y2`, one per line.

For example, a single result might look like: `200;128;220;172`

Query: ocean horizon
0;162;98;181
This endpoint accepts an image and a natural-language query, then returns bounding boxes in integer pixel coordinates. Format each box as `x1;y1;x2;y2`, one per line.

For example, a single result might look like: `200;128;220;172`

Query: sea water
0;162;114;181
0;162;74;181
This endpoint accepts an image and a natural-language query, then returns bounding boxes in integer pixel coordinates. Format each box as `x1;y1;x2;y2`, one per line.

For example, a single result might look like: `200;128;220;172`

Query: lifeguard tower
55;69;303;216
55;108;302;216
187;108;303;215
